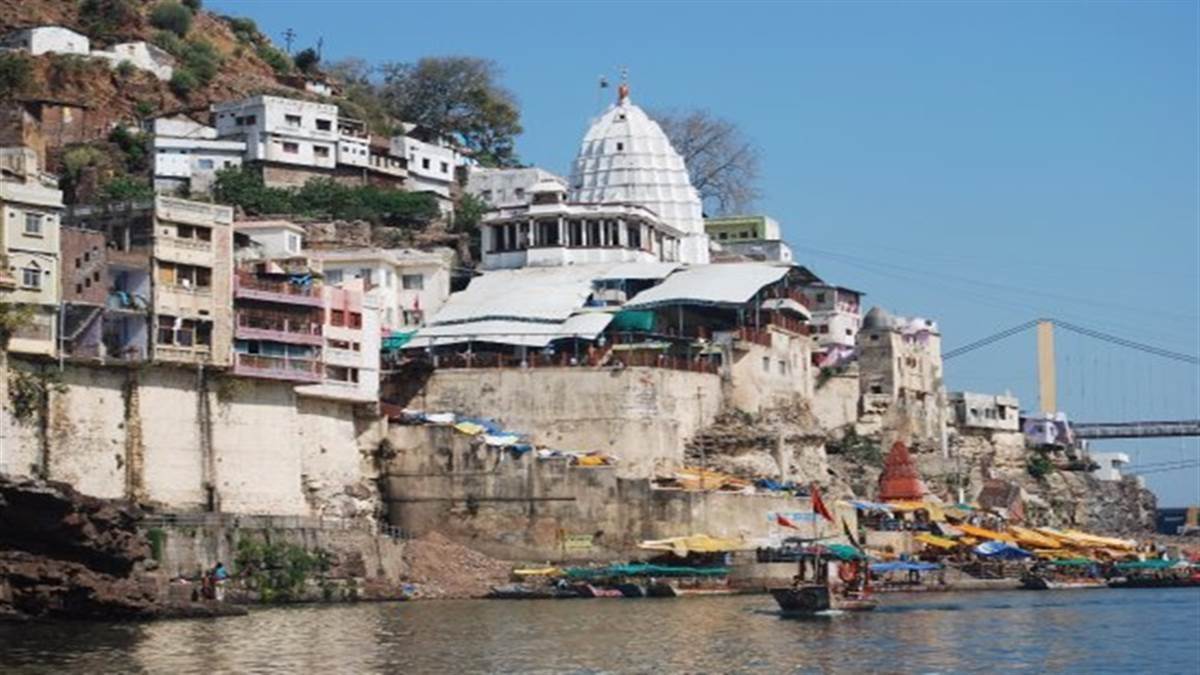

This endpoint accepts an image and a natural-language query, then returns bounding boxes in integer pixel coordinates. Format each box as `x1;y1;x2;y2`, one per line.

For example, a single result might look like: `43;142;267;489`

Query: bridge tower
1037;319;1056;414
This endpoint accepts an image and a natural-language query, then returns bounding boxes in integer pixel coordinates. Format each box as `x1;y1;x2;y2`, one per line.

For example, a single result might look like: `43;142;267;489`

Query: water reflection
1;590;1197;673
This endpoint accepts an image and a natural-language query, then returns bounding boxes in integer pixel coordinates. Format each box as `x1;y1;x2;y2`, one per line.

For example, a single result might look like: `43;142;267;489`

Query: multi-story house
1;146;63;357
59;226;109;359
465;166;566;209
311;247;453;331
391;124;460;214
799;283;864;352
295;279;382;404
213;95;339;188
149;115;246;197
67;196;234;367
704;215;794;263
231;221;323;383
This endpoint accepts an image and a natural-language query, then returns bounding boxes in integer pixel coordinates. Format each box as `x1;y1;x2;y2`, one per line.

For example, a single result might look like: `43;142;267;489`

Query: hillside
0;0;319;129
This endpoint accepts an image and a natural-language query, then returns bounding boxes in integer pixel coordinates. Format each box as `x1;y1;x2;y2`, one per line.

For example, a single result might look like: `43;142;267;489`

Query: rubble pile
402;532;511;599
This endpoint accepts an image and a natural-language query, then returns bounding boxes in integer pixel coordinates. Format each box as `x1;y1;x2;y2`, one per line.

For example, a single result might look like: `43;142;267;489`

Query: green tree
150;1;194;37
293;48;320;74
379;56;522;167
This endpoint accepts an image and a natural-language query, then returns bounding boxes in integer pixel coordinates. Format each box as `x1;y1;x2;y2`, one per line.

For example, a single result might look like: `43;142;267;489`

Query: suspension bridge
944;318;1200;440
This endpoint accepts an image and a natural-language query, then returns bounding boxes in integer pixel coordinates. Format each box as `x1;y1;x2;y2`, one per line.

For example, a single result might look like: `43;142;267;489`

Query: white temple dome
568;85;709;264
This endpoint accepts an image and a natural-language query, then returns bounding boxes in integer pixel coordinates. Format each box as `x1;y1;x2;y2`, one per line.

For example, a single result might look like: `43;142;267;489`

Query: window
402;274;424;290
197;158;214;170
348;312;362;329
815;293;826;303
357;268;373;285
718;232;728;240
316;118;332;131
514;187;525;200
314;145;330;159
384;270;393;288
24;212;42;235
819;325;829;334
440;161;449;173
481;189;492;201
286;233;301;253
421;158;430;170
235;114;256;126
616;142;624;152
330;309;345;326
74;257;81;269
21;264;41;289
762;356;770;372
282;142;300;154
778;360;787;375
285;114;302;126
325;269;343;284
403;309;424;326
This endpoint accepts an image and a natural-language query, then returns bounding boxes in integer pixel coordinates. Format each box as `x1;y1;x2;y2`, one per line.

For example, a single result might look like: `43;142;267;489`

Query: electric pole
282;28;297;55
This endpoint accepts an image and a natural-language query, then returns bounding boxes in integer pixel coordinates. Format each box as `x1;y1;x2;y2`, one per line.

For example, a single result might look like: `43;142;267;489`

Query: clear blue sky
212;0;1199;506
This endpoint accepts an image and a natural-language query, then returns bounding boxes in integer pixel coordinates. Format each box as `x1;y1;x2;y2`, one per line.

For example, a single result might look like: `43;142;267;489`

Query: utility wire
943;318;1200;365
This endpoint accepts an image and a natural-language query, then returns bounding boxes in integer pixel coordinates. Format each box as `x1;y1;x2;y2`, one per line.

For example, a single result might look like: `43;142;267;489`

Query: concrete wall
725;326;815;415
383;425;856;561
407;366;724;477
812;372;860;431
1;359;381;517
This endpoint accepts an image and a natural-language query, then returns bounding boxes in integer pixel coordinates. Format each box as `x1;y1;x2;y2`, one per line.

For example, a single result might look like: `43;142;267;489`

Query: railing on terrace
428;349;719;374
158;236;211;252
235;273;320;299
236;311;322;336
235;353;322;376
138;512;411;539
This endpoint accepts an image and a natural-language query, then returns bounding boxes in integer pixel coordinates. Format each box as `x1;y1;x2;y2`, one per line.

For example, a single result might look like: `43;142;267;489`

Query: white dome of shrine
568;84;709;263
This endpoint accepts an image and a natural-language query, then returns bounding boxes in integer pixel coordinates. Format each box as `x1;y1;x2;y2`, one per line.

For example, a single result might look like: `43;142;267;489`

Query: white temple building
479;83;710;269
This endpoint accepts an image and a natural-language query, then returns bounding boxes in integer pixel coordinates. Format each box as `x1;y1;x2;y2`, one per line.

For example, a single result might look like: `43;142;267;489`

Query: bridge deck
1072;420;1200;439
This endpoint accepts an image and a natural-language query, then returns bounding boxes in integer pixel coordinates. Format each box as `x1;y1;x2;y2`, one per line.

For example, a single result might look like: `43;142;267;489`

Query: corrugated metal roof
593;262;682;281
430;265;607;325
624;263;791;309
408;312;613;349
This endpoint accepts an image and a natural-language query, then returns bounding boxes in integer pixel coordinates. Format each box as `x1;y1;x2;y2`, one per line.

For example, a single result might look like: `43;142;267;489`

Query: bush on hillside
183;0;203;10
0;53;32;96
80;0;141;43
99;176;155;203
294;48;320;74
108;127;150;174
257;44;292;76
150;1;194;37
169;69;198;97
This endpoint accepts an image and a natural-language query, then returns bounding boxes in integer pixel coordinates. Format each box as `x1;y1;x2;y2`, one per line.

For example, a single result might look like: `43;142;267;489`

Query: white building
568;82;710;264
800;283;864;351
214;95;339;172
479;180;684;270
234;220;305;259
0;26;89;56
1090;452;1130;482
705;215;794;263
390;126;459;202
311;247;453;332
90;41;174;81
336;117;370;168
149;115;245;196
948;392;1021;432
466;166;566;208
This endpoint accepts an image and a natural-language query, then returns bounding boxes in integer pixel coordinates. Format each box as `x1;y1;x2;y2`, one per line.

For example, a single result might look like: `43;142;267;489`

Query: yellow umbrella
916;533;959;550
958;523;1017;543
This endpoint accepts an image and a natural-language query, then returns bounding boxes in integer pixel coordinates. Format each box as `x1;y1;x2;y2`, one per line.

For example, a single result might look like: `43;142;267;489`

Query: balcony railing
234;353;322;382
236;310;323;345
234;273;323;306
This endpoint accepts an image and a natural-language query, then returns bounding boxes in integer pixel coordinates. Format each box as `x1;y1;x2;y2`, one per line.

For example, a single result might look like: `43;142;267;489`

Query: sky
210;0;1200;506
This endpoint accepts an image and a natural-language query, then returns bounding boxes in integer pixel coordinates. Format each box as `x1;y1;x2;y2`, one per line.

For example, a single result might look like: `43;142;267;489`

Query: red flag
776;513;801;530
811;483;835;523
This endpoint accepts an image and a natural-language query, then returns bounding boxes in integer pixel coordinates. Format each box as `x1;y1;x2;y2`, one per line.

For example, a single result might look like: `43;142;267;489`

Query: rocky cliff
0;476;229;620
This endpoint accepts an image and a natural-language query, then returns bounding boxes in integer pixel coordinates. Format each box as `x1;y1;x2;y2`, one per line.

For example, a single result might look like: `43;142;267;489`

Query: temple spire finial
617;66;629;103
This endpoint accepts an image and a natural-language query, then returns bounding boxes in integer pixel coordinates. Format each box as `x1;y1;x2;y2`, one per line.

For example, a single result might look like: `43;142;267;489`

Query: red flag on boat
811;483;835;523
776;513;801;530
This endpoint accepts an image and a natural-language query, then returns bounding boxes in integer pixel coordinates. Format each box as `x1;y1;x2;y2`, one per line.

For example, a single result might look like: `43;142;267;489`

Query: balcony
154;236;213;266
234;273;324;307
236;310;323;345
154;344;212;364
234;353;322;383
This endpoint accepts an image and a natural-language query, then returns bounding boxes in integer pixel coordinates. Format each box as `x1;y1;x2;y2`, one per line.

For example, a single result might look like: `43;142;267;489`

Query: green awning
610;310;656;332
382;331;416;351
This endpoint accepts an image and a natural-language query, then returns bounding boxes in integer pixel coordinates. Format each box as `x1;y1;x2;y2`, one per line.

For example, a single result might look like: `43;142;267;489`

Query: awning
974;541;1032;560
957;523;1017;543
760;297;811;320
916;533;959;550
637;533;751;557
1009;526;1062;550
624;263;792;310
870;561;941;573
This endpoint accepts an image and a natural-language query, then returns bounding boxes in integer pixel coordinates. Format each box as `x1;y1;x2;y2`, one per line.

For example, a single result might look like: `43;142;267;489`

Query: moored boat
768;545;879;616
1108;574;1200;589
613;582;647;598
1021;576;1106;590
573;583;624;598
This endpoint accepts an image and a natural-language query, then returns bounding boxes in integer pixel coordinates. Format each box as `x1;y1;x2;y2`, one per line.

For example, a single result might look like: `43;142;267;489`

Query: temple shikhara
877;441;931;502
479;81;710;269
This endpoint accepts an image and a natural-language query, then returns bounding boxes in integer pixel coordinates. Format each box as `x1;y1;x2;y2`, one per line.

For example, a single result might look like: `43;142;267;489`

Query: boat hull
1108;577;1200;589
1021;577;1106;590
771;586;878;614
614;582;647;598
574;583;624;598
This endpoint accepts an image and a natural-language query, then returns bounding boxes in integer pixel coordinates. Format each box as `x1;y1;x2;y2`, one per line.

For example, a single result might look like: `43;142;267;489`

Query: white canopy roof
407;313;613;349
624;263;792;310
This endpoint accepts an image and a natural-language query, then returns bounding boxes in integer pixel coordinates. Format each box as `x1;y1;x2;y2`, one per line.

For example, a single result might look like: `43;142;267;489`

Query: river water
2;589;1197;673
